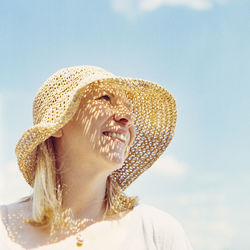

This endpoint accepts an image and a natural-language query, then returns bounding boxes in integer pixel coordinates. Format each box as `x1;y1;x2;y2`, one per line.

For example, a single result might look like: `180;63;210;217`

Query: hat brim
15;77;177;189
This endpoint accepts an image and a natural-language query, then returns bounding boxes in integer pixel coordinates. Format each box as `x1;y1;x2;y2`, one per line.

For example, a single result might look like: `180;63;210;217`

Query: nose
113;108;135;127
113;107;136;147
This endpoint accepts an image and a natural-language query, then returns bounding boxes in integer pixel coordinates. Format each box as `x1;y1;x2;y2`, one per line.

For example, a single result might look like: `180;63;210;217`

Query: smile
102;131;126;143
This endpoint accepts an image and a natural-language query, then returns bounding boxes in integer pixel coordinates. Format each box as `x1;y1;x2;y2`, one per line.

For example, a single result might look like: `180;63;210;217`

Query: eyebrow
102;89;132;110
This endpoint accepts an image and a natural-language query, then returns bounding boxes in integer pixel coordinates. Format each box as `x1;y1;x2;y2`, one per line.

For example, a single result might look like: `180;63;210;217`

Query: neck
53;135;122;222
58;158;111;221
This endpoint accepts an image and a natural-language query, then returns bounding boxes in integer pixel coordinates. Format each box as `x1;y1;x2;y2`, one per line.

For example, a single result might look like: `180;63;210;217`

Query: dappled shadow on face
65;81;136;169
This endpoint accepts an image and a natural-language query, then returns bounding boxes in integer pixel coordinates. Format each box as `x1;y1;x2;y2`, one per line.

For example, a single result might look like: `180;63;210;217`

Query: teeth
103;132;126;142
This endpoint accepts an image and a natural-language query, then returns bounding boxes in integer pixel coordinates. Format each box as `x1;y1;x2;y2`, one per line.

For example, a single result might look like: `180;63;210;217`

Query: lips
102;131;127;143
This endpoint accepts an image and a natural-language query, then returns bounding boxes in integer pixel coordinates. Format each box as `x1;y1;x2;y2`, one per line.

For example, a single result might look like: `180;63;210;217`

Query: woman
0;65;193;249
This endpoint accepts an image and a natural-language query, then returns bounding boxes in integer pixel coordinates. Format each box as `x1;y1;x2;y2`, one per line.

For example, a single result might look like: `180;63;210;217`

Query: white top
0;204;193;250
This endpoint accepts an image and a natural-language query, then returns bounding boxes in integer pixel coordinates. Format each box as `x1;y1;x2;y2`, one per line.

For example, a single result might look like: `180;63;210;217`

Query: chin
101;151;125;171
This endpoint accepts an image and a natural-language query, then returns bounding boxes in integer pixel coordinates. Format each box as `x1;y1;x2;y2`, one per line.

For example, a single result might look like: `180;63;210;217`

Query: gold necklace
76;232;84;247
50;209;98;247
50;207;108;247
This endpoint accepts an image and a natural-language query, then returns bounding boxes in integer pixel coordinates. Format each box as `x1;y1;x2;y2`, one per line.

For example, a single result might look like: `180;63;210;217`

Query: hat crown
32;65;115;125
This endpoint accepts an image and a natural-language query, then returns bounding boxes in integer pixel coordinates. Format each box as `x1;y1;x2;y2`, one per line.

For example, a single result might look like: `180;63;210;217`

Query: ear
51;129;63;138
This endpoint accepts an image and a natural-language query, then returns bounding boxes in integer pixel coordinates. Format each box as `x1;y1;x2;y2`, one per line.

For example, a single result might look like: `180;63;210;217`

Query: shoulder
131;204;193;250
0;198;32;226
0;204;9;233
0;204;20;249
0;199;32;249
1;197;33;233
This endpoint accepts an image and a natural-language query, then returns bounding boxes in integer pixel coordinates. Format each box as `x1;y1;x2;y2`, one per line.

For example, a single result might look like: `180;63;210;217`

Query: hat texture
15;65;177;189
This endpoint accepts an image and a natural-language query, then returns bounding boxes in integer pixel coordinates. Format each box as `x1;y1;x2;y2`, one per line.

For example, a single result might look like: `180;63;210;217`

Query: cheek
71;104;112;139
85;103;113;121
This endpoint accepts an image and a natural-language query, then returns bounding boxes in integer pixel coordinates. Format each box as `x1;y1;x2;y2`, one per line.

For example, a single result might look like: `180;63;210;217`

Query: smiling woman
0;65;193;249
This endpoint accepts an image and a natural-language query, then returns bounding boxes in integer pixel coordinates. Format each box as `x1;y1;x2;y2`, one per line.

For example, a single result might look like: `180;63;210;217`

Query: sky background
0;0;249;249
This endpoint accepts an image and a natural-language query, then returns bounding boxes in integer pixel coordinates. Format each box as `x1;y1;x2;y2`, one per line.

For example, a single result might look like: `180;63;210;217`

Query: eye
99;95;111;101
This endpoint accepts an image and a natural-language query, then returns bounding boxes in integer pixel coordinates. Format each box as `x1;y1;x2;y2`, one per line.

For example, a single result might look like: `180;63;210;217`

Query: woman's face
57;82;136;171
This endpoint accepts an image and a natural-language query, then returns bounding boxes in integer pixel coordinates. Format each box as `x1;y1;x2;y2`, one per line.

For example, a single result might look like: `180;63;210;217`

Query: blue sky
0;0;250;249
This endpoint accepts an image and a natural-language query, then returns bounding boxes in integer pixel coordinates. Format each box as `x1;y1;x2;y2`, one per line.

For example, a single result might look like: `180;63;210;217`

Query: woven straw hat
15;65;177;189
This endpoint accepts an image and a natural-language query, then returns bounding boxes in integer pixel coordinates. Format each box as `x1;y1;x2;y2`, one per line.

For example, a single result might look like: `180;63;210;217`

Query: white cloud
190;219;236;250
110;0;229;18
0;93;3;166
139;0;212;11
0;94;4;195
152;155;187;177
175;193;237;250
0;160;32;204
177;192;227;205
110;0;138;19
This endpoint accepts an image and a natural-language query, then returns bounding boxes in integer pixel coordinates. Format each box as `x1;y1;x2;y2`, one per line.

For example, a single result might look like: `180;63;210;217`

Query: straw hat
15;65;177;189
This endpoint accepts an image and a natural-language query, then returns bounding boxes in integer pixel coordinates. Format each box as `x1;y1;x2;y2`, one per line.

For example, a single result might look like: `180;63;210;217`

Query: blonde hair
27;137;137;228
